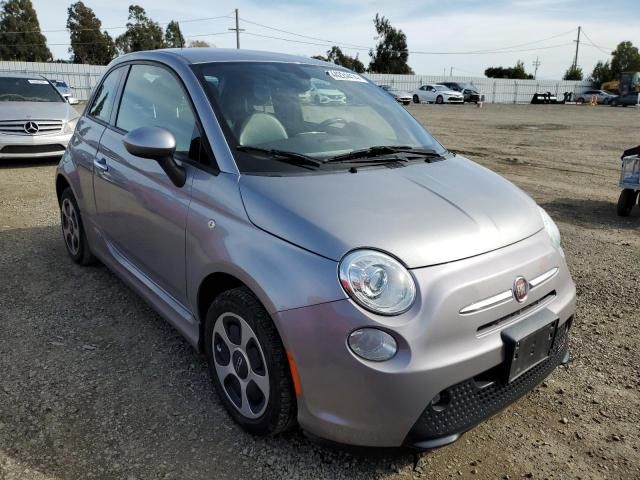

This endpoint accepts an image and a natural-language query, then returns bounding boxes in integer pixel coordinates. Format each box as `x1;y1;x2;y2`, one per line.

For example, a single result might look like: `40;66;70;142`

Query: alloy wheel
212;312;270;419
61;197;80;256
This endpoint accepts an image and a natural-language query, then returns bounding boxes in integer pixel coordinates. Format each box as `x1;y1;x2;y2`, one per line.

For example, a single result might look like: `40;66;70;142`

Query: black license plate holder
501;309;558;383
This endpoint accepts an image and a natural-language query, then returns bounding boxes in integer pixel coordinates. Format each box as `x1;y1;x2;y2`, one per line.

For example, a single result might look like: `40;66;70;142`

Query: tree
563;64;583;81
188;39;210;48
610;41;640;79
115;5;164;54
368;14;413;74
589;60;612;86
313;46;365;73
484;60;534;79
164;20;184;48
0;0;52;61
66;1;116;65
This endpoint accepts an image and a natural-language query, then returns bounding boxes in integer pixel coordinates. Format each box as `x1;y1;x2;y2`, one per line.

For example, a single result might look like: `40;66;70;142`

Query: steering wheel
318;117;348;130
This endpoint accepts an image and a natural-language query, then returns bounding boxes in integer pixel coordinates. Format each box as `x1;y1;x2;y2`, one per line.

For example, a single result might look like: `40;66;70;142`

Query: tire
205;287;296;436
436;95;444;104
577;97;585;104
60;188;96;265
617;189;637;217
413;94;420;104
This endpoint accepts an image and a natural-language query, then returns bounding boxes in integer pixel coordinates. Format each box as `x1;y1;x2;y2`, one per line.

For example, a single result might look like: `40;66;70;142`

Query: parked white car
413;84;464;104
302;78;347;105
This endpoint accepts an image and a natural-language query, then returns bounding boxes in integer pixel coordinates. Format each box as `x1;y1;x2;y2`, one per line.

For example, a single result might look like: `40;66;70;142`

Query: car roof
0;72;46;80
114;48;334;68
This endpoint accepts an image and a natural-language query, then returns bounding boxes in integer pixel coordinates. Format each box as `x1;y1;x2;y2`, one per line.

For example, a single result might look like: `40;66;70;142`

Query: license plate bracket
501;309;558;383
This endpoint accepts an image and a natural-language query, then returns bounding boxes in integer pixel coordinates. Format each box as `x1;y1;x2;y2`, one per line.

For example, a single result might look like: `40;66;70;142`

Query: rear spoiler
622;146;640;159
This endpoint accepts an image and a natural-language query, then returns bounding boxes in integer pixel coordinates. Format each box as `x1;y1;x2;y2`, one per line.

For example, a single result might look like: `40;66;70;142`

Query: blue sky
30;0;639;79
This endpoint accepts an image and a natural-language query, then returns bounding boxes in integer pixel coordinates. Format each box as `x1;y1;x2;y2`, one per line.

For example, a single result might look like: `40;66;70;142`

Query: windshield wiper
324;145;444;163
236;145;322;168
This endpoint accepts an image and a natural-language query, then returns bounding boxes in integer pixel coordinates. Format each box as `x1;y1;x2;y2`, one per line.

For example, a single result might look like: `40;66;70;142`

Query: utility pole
228;9;244;49
573;26;581;68
532;57;541;79
450;66;453;77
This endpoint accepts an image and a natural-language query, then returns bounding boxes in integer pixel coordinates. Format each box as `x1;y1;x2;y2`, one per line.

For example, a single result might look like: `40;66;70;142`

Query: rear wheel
436;95;444;104
60;188;96;265
577;97;585;104
413;94;420;104
205;287;296;436
617;189;638;217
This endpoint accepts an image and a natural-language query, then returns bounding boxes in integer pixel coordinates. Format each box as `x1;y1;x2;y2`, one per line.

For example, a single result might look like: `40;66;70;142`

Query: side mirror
67;96;79;105
123;126;186;188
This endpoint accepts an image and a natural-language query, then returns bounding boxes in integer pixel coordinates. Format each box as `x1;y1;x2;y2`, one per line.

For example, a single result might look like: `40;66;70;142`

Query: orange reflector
286;350;302;396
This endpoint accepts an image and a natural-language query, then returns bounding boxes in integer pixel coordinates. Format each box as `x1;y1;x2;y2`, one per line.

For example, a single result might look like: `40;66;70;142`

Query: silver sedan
0;73;79;159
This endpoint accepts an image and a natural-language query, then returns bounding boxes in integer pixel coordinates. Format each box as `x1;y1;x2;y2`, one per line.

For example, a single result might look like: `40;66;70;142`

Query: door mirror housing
123;126;186;188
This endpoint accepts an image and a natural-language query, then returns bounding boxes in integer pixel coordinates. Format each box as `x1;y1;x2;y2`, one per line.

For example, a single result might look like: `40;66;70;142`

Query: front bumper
275;230;576;448
446;96;464;103
0;132;71;159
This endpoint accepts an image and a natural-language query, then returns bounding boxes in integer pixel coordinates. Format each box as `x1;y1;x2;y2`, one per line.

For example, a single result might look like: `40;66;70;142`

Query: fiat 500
56;48;576;449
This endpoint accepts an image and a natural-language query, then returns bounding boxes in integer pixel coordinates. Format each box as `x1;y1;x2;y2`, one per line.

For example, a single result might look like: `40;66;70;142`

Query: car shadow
0;225;418;480
541;197;640;229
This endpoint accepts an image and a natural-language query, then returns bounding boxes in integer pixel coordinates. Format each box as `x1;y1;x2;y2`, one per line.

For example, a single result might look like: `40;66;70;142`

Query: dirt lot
1;104;638;480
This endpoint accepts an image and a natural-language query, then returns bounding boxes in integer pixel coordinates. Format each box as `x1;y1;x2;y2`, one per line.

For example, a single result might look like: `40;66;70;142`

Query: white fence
0;61;594;104
365;73;594;104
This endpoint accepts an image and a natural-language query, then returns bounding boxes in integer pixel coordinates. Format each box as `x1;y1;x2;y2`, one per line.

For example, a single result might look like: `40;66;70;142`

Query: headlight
539;207;563;255
63;117;79;134
339;249;416;315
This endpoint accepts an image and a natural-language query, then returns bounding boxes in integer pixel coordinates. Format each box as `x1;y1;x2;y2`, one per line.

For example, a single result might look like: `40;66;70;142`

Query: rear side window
89;67;124;123
116;64;199;156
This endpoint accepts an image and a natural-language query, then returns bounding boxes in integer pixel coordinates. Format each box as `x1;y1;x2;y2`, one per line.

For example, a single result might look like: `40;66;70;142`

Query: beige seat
238;113;288;146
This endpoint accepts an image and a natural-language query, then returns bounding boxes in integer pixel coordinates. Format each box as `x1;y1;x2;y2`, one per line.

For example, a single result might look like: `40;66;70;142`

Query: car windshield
0;77;63;102
195;62;446;173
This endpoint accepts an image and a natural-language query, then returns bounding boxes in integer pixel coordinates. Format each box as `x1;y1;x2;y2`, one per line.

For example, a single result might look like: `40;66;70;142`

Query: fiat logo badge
513;276;529;303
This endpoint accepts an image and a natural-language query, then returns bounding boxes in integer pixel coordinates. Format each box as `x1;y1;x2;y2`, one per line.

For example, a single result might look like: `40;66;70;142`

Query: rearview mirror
123;126;186;188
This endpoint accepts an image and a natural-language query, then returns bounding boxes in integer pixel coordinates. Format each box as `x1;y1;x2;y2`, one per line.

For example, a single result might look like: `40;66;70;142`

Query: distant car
50;80;79;105
575;89;617;105
379;85;412;105
610;91;639;107
413;84;464;104
305;78;346;105
439;82;482;103
0;73;79;159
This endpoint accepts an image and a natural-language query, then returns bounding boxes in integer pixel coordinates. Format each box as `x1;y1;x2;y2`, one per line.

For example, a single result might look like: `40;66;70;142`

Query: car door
67;66;125;228
424;85;436;103
93;63;205;306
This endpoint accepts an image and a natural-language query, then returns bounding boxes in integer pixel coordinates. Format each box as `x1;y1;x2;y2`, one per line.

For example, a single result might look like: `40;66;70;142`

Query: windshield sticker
28;79;49;84
326;70;367;83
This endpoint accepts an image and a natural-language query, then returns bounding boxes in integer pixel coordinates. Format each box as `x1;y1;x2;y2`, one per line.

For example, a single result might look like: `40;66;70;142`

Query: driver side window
116;64;201;161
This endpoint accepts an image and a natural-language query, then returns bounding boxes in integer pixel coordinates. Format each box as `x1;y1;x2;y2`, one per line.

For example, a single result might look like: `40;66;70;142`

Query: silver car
55;49;576;449
379;84;412;105
0;73;79;159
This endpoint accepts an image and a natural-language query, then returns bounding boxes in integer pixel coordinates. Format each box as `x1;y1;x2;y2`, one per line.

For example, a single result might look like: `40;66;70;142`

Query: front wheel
205;287;296;436
617;189;638;217
413;94;420;104
60;188;96;265
436;95;444;104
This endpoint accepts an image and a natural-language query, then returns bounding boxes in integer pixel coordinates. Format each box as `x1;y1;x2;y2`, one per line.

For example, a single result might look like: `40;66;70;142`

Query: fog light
348;328;397;362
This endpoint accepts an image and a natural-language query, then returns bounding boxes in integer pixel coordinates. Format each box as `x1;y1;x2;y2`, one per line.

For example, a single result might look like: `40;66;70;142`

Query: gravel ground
0;104;638;480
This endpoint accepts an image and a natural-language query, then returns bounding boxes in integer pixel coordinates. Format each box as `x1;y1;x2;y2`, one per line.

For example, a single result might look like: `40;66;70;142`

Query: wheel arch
55;174;72;206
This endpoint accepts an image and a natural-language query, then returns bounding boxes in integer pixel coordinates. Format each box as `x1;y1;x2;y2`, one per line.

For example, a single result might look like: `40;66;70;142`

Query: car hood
0;101;75;121
390;91;411;97
239;155;543;268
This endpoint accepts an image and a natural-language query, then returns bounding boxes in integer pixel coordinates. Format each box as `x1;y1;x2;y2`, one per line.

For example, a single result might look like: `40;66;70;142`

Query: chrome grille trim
0;119;63;135
459;266;559;315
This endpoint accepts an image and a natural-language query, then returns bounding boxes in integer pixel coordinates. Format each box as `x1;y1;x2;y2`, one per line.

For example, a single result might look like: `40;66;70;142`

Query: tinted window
117;64;199;156
89;67;124;123
0;77;62;102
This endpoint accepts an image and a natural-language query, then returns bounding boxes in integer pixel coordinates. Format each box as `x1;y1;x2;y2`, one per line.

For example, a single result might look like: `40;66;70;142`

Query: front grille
0;119;63;135
406;319;570;445
1;144;65;154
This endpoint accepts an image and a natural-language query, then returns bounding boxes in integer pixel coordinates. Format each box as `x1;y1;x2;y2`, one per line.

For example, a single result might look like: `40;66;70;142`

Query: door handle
94;157;109;172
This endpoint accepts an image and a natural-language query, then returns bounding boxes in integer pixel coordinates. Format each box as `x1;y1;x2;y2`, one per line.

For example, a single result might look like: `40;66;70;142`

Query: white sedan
413;84;464;104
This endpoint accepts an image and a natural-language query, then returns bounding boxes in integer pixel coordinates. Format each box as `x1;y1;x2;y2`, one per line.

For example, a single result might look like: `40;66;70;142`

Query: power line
0;13;233;35
580;29;614;54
